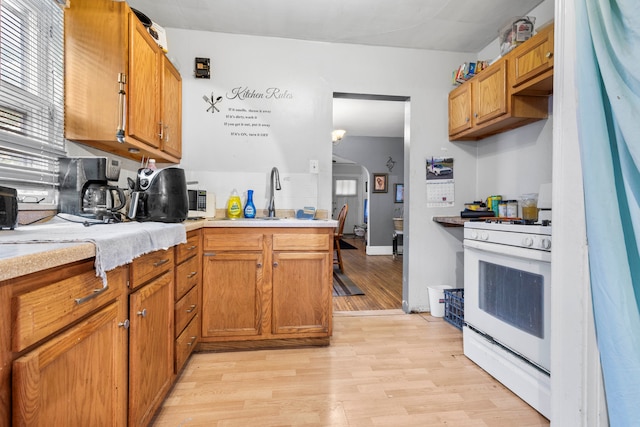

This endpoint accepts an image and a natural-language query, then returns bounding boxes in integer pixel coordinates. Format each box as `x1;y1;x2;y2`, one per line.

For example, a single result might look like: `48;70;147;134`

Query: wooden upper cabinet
448;24;554;141
473;60;508;126
510;24;554;95
64;0;182;163
448;83;472;136
128;15;161;149
161;57;183;158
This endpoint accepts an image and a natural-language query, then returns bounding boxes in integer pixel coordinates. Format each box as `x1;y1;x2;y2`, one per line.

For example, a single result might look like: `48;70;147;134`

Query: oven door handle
463;240;551;263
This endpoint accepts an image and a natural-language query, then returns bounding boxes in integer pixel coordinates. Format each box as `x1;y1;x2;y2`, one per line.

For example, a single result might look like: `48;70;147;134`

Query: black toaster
0;185;18;230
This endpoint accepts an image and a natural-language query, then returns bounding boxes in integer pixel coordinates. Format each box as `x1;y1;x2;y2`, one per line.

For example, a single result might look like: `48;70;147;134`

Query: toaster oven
0;185;18;230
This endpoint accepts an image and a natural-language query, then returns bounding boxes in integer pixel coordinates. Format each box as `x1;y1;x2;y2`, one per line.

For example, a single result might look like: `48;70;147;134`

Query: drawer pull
187;271;197;278
187;245;197;251
137;309;147;317
187;336;197;346
204;252;216;257
257;262;262;268
186;304;197;313
545;51;553;59
153;258;170;267
273;262;279;267
118;319;130;329
75;285;109;305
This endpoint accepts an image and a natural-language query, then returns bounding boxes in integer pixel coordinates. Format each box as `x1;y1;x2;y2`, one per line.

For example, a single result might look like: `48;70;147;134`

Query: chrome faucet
268;167;281;218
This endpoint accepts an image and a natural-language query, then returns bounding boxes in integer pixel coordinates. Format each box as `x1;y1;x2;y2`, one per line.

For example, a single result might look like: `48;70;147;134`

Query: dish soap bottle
244;189;256;218
227;189;242;219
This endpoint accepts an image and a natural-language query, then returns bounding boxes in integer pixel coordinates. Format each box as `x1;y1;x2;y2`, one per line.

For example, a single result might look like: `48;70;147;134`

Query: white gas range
463;219;552;419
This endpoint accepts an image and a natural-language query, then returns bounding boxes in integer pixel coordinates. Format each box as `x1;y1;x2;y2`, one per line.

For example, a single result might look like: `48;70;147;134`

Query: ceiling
127;0;544;139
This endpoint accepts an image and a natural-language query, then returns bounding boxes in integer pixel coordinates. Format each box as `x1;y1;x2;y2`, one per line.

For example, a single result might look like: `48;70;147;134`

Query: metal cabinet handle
545;51;553;59
75;285;109;305
204;252;216;257
116;73;127;143
187;245;197;251
187;336;197;346
137;309;147;317
187;271;197;278
158;121;164;140
273;262;278;267
164;124;170;142
186;304;197;313
154;258;170;267
118;319;130;329
257;262;262;268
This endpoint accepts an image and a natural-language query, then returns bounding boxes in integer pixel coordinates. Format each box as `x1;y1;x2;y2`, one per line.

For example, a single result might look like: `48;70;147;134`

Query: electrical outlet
310;159;319;174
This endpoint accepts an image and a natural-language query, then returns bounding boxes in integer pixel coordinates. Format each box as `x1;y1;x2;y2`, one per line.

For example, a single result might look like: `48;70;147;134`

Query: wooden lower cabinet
174;230;202;373
200;228;333;350
12;302;128;426
128;264;174;427
202;251;264;337
272;251;331;335
7;262;128;427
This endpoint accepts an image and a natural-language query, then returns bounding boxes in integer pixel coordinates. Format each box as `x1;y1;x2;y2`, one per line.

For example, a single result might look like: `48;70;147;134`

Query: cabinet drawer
12;266;126;352
176;233;200;264
175;314;198;373
131;248;174;287
175;285;198;336
273;233;331;251
175;254;200;301
204;230;263;251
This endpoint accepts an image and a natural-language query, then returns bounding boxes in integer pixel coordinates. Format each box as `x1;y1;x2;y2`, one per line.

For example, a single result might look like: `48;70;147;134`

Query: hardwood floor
152;237;549;426
333;235;402;311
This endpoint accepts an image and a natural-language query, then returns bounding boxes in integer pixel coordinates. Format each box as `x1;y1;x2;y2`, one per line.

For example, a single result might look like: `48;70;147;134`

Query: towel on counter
0;215;187;285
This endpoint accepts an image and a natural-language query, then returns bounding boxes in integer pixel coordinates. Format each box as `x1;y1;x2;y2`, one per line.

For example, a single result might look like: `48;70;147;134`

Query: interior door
332;175;360;235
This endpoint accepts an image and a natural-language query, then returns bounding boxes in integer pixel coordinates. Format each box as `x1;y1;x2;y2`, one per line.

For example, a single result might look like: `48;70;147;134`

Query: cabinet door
13;302;128;426
161;57;182;158
448;83;472;136
272;252;331;335
511;27;553;87
128;13;161;148
202;253;263;337
129;270;173;427
473;60;508;125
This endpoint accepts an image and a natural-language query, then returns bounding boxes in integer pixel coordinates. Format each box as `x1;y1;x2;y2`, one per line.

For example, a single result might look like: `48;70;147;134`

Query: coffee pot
81;183;126;219
59;157;125;221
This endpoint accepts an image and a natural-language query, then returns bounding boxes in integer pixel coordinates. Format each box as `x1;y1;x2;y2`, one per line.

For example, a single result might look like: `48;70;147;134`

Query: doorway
331;92;410;310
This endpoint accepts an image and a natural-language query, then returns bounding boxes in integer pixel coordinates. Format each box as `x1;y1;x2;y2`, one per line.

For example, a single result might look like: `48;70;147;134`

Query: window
0;0;64;204
335;179;357;196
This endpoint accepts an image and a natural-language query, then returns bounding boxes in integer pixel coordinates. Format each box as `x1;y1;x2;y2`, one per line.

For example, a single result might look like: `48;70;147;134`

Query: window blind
0;0;64;203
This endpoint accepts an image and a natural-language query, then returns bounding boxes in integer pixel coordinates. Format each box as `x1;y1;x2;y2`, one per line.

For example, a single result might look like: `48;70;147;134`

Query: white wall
162;29;473;312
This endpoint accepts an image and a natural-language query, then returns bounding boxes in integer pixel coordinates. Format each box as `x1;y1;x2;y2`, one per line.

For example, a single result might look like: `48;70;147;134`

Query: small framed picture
372;173;388;193
394;183;404;203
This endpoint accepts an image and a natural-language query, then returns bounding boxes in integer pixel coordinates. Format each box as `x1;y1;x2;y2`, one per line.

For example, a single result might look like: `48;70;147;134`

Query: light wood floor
152;237;549;426
153;311;549;426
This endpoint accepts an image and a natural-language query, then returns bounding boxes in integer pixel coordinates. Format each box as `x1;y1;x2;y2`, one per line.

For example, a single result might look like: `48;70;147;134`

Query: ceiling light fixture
332;129;346;145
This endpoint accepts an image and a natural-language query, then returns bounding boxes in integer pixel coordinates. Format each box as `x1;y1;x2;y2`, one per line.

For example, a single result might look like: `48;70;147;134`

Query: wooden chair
333;204;349;273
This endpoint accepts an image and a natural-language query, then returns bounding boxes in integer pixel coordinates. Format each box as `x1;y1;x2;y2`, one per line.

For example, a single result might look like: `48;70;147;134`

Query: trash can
427;285;453;317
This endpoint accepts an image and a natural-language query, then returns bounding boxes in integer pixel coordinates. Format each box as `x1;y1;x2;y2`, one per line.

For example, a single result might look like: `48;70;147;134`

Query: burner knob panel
523;237;533;247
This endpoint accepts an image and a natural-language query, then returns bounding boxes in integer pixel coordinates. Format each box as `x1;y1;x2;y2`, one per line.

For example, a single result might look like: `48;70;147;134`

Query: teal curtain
576;0;640;424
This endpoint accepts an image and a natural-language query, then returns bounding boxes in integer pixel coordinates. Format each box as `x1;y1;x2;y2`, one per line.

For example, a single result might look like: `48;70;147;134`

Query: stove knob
523;237;533;247
140;178;149;188
481;232;489;241
541;238;551;250
470;231;478;240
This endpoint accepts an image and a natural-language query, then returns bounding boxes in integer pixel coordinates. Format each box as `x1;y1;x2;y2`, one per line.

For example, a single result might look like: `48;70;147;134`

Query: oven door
463;239;551;371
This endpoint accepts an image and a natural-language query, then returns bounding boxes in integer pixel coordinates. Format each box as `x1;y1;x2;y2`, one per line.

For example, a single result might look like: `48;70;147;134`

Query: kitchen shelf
432;216;468;227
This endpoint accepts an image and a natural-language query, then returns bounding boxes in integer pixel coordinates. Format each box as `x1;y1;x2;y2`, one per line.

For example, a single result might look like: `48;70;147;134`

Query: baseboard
366;245;393;255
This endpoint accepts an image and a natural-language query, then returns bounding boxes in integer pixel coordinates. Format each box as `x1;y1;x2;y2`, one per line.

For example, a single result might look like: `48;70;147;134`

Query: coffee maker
59;157;125;221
